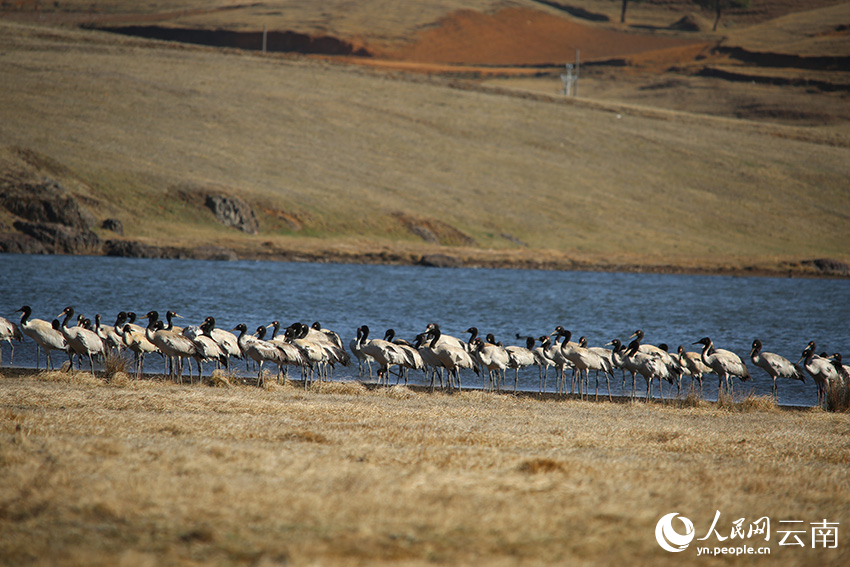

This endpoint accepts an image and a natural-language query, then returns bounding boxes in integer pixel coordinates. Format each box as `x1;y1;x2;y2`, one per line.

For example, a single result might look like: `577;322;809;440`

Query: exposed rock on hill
104;239;237;261
104;239;162;259
13;220;102;255
393;212;477;247
801;258;849;276
0;232;47;254
418;254;465;268
205;194;260;234
101;218;124;235
0;178;95;230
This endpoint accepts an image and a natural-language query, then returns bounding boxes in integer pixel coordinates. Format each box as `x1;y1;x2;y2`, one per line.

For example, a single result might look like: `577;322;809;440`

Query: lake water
1;253;848;406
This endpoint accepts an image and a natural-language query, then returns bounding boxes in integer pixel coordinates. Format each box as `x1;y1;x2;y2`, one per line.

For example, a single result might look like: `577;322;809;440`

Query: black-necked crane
798;341;839;409
829;353;850;384
383;329;424;385
311;321;346;354
164;310;184;334
201;316;241;370
0;315;23;366
749;339;806;401
628;331;678;380
58;306;104;375
424;323;466;350
675;345;712;398
424;324;477;391
656;343;684;398
116;311;158;377
414;332;446;390
486;333;511;390
357;325;405;386
464;326;484;378
287;322;348;380
307;321;351;372
16;305;68;370
607;338;643;399
542;332;573;394
350;327;375;378
120;323;158;377
470;336;510;392
578;336;615;402
284;322;331;385
533;335;556;393
505;337;536;393
190;320;229;380
621;341;675;402
142;311;197;383
231;323;284;386
553;327;596;397
94;313;123;354
258;323;305;380
125;312;147;334
694;337;750;398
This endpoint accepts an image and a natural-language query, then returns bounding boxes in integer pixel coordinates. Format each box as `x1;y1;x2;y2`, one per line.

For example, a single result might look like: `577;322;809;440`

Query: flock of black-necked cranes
1;306;848;409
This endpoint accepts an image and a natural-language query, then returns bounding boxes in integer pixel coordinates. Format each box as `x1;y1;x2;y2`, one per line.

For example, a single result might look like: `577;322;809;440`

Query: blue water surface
1;254;848;406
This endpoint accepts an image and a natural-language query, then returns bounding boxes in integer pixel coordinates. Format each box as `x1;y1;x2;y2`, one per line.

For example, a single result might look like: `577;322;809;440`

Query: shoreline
0;365;815;412
4;245;849;279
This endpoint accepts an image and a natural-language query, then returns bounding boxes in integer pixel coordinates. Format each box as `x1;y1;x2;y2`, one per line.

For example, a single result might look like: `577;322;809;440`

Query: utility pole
574;49;580;97
560;50;581;97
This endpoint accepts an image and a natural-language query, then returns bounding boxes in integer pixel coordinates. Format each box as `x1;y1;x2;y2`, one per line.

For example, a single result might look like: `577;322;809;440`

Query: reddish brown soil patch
379;7;702;66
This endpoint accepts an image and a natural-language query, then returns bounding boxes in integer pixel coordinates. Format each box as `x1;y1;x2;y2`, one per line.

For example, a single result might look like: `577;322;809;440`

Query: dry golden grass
0;370;848;566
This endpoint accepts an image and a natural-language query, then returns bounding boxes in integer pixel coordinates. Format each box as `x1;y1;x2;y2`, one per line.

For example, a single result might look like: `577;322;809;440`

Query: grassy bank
1;369;847;566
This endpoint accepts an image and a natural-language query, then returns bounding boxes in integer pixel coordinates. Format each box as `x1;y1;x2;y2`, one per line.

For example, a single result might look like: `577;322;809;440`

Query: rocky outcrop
801;258;849;276
0;178;95;230
13;221;102;255
393;212;477;247
205;194;260;234
104;239;237;261
0;232;47;254
104;239;162;259
0;174;103;254
418;254;464;268
101;218;124;235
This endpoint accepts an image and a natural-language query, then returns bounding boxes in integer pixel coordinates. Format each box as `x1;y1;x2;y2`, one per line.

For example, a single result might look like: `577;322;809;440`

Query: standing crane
16;305;68;370
694;337;750;399
798;341;839;409
58;306;104;375
0;315;23;366
505;337;536;393
749;339;806;401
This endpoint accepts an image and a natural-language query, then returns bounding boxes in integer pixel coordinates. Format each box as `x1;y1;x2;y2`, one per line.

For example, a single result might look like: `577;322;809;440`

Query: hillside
0;1;848;275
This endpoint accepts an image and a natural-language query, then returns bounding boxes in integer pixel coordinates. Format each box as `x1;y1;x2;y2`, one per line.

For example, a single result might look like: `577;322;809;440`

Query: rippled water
1;254;848;406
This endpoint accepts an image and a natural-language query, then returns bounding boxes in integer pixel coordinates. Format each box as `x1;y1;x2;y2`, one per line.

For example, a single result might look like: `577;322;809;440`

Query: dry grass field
1;369;848;566
0;1;849;274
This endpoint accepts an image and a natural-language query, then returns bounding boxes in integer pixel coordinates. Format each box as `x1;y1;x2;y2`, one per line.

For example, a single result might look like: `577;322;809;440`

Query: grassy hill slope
0;17;848;273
